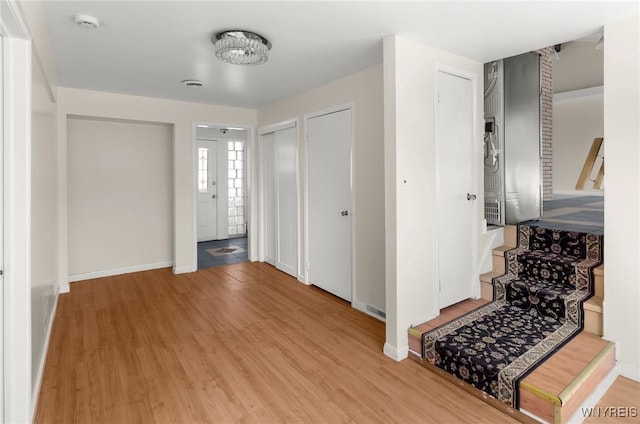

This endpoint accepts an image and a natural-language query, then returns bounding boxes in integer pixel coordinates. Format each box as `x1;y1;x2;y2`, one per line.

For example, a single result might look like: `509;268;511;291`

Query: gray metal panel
483;60;505;225
503;52;541;224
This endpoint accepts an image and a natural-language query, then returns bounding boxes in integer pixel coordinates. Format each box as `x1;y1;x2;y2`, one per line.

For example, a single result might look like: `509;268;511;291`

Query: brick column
537;48;553;200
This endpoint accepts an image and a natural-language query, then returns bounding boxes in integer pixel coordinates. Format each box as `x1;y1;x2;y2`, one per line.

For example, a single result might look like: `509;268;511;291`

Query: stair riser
584;308;603;336
493;253;506;275
519;343;615;424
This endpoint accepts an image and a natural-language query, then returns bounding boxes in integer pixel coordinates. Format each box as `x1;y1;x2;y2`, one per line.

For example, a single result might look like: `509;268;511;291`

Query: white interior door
197;140;218;241
307;108;352;301
436;71;475;308
274;126;298;277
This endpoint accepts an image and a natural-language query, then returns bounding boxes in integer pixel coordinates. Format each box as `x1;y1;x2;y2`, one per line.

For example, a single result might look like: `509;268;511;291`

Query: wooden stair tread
409;300;615;423
493;245;513;254
410;299;490;336
520;332;611;399
480;270;503;282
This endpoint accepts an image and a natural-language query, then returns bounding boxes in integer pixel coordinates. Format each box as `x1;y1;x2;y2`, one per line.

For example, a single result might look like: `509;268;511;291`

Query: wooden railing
576;137;604;190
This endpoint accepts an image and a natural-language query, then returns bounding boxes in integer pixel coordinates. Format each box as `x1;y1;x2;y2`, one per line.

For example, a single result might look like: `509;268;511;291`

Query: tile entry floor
523;194;604;235
197;237;248;270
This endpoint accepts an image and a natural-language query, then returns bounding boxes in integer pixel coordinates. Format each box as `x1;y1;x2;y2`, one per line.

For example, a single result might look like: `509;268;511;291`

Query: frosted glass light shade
214;30;271;66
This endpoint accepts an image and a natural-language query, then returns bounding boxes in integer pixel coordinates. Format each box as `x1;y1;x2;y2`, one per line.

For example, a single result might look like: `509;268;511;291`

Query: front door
436;71;475;308
197;140;218;241
307;108;352;301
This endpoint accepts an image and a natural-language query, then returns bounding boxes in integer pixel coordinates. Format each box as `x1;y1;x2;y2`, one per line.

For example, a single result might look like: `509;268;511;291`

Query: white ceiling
41;1;638;109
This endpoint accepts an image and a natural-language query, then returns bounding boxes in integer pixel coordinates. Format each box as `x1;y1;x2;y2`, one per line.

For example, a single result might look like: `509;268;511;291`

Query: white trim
433;64;479;311
257;118;296;135
173;265;193;275
616;362;640;382
0;0;30;39
257;131;267;263
192;122;255;270
2;3;32;420
554;85;603;103
303;103;355;301
68;261;174;283
30;291;59;420
383;342;409;362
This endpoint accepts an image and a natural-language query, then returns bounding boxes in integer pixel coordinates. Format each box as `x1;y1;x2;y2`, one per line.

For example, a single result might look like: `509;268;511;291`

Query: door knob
467;193;477;201
212;194;217;199
341;210;349;216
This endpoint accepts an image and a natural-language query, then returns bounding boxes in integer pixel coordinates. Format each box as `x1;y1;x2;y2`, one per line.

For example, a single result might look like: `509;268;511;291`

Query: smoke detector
181;80;204;87
74;14;99;29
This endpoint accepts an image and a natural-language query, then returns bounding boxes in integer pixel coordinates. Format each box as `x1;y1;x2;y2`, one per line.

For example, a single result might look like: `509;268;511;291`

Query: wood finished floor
36;262;520;423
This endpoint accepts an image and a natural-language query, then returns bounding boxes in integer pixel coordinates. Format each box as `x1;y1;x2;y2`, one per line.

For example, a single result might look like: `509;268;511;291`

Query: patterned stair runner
421;225;602;408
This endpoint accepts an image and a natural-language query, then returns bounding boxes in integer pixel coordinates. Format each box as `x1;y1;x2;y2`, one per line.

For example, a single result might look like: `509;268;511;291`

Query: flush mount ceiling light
74;13;99;29
213;30;272;66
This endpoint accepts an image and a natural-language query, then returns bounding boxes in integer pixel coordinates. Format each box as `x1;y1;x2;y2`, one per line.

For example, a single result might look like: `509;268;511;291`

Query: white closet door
436;71;475;308
274;127;298;277
263;133;276;265
307;108;352;301
261;124;298;277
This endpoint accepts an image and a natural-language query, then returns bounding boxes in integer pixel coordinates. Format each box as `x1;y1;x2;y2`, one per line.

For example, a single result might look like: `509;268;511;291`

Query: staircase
481;226;604;337
409;225;615;423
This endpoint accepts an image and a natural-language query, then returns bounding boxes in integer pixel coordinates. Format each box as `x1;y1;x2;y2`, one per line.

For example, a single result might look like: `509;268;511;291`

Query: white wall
257;64;386;315
603;15;640;380
17;0;60;417
57;87;257;289
67;118;173;278
30;46;58;400
383;36;485;360
552;89;604;193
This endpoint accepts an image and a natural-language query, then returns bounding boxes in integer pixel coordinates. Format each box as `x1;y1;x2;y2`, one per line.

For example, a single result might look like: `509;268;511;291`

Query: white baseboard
30;291;59;422
616;362;640;382
173;265;195;274
383;342;409;362
69;261;174;282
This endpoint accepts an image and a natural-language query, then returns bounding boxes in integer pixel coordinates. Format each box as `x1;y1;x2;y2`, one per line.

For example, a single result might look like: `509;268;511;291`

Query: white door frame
257;118;298;268
303;103;356;303
2;1;32;421
191;122;255;270
433;64;479;313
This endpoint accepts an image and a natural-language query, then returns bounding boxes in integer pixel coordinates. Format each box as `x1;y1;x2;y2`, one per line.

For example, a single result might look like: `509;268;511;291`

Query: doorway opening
195;124;250;270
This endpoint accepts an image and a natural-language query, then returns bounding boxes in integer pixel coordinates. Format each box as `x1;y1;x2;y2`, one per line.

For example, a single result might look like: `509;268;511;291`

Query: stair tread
520;332;613;400
493;245;513;255
508;275;580;297
411;303;614;403
480;270;503;282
